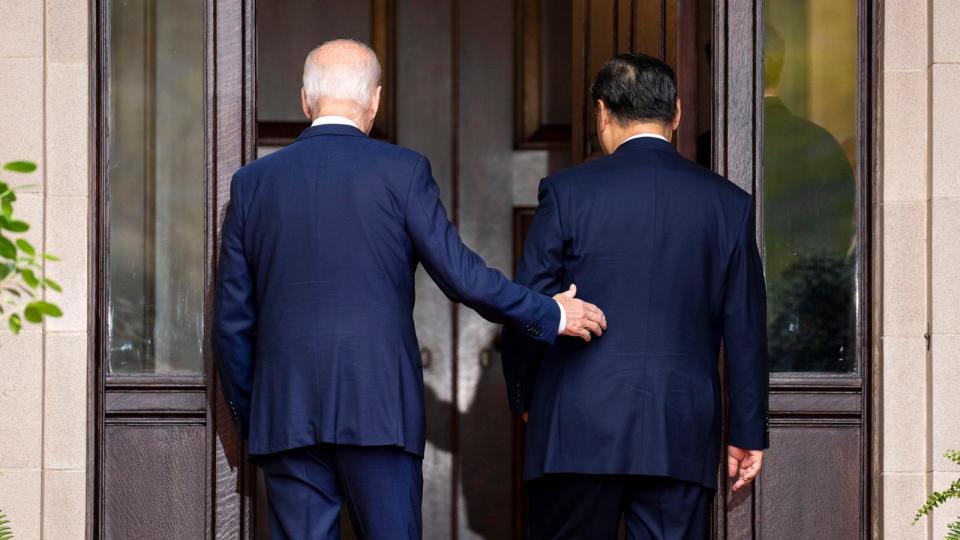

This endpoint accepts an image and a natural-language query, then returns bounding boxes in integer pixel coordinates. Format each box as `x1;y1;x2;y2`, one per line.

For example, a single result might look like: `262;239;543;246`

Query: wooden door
569;1;876;538
93;0;258;537
91;0;874;537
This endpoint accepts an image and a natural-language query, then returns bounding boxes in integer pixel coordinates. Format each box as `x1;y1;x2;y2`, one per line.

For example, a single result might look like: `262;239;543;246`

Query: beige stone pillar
0;0;89;538
880;0;931;538
929;1;960;537
883;0;960;538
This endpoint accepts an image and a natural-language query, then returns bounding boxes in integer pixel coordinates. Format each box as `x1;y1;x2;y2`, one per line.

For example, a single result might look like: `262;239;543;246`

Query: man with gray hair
213;39;606;539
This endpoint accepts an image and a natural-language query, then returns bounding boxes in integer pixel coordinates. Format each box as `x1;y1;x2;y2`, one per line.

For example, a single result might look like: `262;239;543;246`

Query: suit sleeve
213;174;256;438
501;179;566;413
405;156;560;344
722;197;770;449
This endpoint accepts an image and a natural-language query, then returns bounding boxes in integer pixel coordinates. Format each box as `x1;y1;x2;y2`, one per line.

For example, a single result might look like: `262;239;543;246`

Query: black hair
589;53;677;125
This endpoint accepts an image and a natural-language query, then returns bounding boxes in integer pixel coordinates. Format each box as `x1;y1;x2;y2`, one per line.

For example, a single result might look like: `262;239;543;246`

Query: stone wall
882;0;960;537
0;0;89;538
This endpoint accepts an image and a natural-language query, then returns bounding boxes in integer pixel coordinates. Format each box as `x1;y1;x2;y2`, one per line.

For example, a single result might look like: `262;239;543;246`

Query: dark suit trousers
527;474;713;540
260;444;422;540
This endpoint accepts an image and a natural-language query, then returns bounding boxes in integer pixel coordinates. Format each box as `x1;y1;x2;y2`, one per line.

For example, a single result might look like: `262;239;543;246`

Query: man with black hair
502;53;769;539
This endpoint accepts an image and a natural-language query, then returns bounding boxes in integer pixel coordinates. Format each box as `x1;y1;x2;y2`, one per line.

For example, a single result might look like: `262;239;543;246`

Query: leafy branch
0;160;63;334
915;449;960;539
0;509;12;540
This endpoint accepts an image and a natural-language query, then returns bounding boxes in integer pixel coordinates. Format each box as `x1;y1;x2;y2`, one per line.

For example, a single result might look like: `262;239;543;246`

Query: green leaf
21;268;39;288
0;219;28;233
0;263;10;280
24;304;41;323
42;253;60;262
0;235;15;259
42;277;62;292
0;181;13;203
15;239;34;256
8;313;21;334
4;160;37;173
28;300;63;318
0;509;13;540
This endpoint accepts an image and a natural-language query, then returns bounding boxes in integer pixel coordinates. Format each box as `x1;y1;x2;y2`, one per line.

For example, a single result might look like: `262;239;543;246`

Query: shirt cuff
555;299;566;335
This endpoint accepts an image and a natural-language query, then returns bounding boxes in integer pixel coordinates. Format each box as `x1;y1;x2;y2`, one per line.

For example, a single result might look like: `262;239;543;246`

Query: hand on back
554;284;607;342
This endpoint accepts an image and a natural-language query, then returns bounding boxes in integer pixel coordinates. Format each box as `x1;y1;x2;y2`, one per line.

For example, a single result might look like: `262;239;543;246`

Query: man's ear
301;87;312;121
597;99;609;131
369;85;382;121
672;96;682;131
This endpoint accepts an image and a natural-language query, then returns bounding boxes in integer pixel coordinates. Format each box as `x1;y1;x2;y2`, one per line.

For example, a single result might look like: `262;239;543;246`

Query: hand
553;284;607;342
522;412;529;423
727;445;763;492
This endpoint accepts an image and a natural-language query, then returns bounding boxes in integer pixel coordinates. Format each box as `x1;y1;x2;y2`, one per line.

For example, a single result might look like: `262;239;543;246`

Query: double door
93;0;873;538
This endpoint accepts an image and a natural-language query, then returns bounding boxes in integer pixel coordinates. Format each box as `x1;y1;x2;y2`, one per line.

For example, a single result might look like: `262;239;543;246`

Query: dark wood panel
717;0;757;194
761;423;863;539
515;0;572;148
769;390;862;416
105;389;207;413
103;424;207;539
674;0;699;159
212;0;257;537
632;0;662;57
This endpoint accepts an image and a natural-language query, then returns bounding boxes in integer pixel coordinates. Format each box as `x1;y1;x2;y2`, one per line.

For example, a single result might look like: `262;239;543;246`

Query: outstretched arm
212;174;256;438
405;157;604;345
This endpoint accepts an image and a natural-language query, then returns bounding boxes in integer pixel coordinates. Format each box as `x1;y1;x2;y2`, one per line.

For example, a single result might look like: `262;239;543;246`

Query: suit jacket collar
614;135;678;155
295;123;367;143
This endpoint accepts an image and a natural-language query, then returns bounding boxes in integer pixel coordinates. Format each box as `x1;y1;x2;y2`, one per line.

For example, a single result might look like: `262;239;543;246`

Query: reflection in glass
763;1;857;372
108;0;205;374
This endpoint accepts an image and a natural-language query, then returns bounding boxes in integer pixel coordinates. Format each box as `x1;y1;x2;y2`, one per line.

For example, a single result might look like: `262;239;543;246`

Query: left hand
522;412;529;423
727;445;763;492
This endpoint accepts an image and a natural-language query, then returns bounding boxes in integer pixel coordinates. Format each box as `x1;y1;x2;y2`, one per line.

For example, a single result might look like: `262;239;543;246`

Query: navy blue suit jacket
502;137;769;488
213;124;560;458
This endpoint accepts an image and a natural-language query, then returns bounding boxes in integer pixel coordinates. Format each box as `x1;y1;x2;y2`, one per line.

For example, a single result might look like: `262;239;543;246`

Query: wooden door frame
86;0;881;537
711;0;881;537
89;0;258;537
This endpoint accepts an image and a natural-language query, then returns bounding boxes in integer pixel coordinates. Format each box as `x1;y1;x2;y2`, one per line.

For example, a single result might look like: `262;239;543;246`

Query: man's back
221;124;428;457
215;123;565;459
503;136;769;488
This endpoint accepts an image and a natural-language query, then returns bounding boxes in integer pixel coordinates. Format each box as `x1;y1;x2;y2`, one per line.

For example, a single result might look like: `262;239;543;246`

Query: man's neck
310;99;368;131
312;111;364;127
613;122;673;151
311;115;361;128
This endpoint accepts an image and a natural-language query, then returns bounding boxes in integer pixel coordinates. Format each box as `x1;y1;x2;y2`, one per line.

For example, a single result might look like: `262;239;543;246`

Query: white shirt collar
311;115;361;129
620;132;671;145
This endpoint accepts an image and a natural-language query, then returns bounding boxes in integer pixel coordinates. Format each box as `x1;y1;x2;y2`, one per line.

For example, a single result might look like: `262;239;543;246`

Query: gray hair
302;39;381;108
